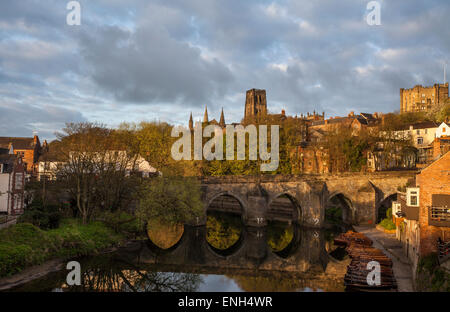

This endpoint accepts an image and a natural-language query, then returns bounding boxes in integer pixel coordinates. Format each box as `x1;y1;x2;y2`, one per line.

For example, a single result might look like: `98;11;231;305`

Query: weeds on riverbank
0;219;125;278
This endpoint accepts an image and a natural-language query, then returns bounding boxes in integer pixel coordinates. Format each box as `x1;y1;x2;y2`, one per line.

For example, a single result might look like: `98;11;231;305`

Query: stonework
198;171;415;228
244;88;267;120
400;83;449;114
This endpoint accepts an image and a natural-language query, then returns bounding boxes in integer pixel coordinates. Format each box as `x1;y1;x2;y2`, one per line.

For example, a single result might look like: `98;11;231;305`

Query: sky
0;0;449;141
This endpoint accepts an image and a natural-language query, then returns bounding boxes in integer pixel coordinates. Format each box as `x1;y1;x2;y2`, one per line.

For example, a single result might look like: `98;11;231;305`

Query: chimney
281;109;285;116
348;111;355;117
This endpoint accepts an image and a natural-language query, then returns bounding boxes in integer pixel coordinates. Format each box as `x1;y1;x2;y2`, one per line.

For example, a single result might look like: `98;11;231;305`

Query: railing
429;206;450;227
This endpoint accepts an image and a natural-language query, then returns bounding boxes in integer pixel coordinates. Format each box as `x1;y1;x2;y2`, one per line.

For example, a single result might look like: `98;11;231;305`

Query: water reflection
147;219;184;250
8;221;348;292
206;211;243;253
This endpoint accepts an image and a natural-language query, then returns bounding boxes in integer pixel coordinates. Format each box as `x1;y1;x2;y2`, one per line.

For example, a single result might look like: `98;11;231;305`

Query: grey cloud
77;23;234;106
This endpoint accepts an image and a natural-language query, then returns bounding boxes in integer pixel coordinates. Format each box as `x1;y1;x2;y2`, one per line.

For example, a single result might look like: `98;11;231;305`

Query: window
425;129;428;134
417;137;423;145
416;129;420;135
15;172;23;189
443;127;447;133
407;188;420;207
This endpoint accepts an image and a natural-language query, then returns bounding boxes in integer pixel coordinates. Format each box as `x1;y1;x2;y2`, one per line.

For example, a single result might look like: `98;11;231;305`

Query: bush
386;207;392;219
95;210;142;237
18;199;62;230
379;218;396;231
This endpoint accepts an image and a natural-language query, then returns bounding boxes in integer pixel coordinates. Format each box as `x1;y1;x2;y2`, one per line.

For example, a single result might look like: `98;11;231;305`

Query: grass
0;219;125;278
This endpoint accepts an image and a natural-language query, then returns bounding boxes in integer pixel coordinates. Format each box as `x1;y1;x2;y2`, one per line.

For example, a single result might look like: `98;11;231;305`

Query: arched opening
377;194;397;223
266;194;301;256
147;219;185;251
206;194;244;256
267;193;301;223
325;193;353;227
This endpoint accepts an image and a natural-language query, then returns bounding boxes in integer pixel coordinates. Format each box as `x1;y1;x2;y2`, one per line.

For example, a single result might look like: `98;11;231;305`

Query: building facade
0;136;42;175
0;152;25;215
400;83;449;114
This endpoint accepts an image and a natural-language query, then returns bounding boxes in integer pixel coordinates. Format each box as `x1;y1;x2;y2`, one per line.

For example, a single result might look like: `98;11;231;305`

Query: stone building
244;88;267;121
400;83;449;114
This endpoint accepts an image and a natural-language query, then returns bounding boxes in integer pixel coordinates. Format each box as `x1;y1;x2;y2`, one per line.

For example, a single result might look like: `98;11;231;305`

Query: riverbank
0;219;126;281
354;225;414;292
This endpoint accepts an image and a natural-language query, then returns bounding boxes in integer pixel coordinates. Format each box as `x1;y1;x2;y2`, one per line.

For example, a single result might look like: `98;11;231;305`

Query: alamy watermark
366;1;381;26
171;122;279;172
66;261;81;286
366;260;381;286
66;1;81;26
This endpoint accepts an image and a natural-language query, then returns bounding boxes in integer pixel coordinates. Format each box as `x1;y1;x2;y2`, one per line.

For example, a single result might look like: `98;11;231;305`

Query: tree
136;176;203;225
56;122;141;223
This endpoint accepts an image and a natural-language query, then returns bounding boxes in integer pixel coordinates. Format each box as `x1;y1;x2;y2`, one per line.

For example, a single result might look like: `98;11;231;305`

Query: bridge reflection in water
9;220;350;292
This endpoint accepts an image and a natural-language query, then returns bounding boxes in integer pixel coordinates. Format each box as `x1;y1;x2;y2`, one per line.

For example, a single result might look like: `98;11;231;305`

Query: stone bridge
197;171;416;227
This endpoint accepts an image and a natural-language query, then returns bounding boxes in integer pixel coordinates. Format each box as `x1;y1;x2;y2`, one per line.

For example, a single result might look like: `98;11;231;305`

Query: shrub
379;218;396;231
18;199;61;230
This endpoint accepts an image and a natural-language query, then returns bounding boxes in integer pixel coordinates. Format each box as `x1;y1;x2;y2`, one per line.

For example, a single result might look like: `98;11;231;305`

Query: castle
400;83;449;113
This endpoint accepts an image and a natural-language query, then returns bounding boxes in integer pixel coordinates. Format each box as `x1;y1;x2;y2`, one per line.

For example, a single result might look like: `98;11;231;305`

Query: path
354;226;415;292
0;215;18;230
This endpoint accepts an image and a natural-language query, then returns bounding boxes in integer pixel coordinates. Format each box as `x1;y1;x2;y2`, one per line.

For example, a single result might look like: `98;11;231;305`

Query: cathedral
188;88;324;129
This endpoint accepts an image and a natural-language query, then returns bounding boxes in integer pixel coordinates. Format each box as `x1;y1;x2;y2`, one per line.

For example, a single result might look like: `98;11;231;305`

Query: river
5;214;351;292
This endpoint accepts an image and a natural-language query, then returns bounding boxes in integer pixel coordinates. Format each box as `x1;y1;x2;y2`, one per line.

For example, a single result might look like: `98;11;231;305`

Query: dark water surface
7;221;350;292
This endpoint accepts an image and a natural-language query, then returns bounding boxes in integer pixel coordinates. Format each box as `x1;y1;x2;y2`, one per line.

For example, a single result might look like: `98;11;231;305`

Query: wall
0;174;10;213
416;152;450;256
400;83;449;113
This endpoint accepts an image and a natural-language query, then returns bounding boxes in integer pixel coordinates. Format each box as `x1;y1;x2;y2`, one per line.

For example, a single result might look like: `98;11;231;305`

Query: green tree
137;176;203;224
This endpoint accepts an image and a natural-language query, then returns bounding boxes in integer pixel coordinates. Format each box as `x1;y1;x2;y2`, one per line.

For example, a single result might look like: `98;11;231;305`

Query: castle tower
219;107;225;128
244;89;267;120
189;112;193;130
203;105;209;123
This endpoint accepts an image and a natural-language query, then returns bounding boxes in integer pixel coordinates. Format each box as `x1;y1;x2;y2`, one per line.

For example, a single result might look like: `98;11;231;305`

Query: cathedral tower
244;89;267;120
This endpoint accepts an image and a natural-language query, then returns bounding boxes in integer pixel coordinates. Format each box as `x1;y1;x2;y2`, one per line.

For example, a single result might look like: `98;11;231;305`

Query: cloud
0;0;449;140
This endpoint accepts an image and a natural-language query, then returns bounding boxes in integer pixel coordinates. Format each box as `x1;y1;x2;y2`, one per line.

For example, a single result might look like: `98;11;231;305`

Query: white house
37;151;158;180
436;122;450;138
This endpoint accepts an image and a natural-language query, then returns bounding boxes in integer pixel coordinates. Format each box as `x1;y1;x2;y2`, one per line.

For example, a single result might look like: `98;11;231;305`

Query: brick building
416;152;450;257
400;83;449;114
393;152;450;272
0;136;43;175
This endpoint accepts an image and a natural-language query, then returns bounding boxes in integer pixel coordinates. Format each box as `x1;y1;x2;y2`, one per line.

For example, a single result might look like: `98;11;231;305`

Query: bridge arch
267;192;302;224
205;191;247;221
326;192;355;225
376;193;398;222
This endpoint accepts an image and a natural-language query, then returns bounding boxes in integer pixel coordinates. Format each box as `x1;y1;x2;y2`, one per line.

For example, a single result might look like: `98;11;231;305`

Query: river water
6;219;351;292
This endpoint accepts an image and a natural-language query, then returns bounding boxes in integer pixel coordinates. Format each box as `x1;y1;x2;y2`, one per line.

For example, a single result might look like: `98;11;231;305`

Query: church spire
203;105;209;123
219;107;225;128
189;112;193;130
